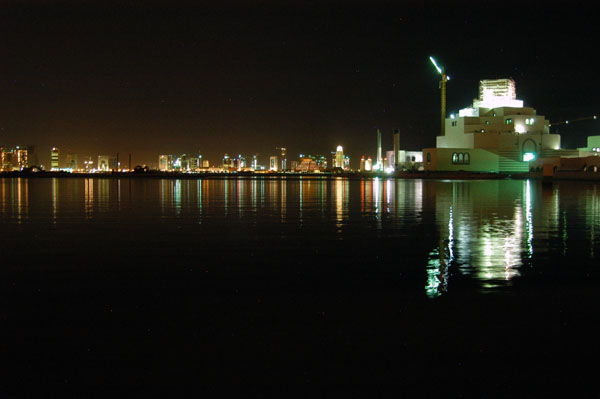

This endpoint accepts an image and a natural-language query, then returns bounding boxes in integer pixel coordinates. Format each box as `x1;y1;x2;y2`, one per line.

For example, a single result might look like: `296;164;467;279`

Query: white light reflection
525;179;533;258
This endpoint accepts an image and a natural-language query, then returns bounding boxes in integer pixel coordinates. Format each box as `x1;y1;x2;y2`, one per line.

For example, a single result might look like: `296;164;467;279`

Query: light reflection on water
1;177;599;296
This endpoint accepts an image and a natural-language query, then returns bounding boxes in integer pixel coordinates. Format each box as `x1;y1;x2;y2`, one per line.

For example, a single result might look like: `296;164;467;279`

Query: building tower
393;129;400;168
269;156;279;171
335;145;344;168
50;147;60;170
376;129;382;171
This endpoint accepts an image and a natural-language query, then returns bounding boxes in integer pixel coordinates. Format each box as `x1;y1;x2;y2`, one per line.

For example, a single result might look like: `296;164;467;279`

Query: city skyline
2;1;599;167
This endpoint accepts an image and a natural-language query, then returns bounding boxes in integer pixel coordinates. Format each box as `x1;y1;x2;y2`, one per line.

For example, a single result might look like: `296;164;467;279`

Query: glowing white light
523;152;536;162
450;114;455;119
515;124;525;134
429;56;442;75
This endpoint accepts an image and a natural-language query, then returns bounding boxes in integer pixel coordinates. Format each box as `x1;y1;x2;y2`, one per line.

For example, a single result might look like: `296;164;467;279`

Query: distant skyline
2;1;599;167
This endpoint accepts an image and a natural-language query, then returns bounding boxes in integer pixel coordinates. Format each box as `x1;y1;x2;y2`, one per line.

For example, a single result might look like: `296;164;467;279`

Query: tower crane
429;56;450;137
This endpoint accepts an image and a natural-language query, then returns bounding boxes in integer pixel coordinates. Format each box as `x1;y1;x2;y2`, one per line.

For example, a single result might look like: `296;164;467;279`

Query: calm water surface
2;176;600;394
1;177;598;296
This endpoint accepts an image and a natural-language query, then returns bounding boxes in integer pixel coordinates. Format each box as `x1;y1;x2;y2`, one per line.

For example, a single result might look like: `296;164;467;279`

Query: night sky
2;0;599;168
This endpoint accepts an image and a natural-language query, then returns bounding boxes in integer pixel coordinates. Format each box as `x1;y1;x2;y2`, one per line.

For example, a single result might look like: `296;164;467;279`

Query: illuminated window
505;118;513;125
525;118;535;126
464;153;470;164
485;120;490;125
452;153;459;164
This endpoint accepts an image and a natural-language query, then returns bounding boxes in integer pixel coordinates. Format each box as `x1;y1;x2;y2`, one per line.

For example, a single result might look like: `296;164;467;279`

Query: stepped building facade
423;78;577;172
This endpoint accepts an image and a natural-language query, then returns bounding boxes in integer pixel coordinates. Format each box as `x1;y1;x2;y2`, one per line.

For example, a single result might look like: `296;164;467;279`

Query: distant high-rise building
15;147;28;170
65;152;78;170
83;156;93;172
252;154;258;170
202;159;210;168
238;154;246;170
189;156;199;171
365;157;373;171
269;156;279;171
335;146;344;168
1;147;15;171
343;155;350;170
360;156;366;171
315;155;327;169
98;155;117;171
51;147;60;170
277;147;287;170
158;155;169;171
223;154;233;171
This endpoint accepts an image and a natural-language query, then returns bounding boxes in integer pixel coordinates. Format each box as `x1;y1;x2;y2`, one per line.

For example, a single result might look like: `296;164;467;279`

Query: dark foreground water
1;177;599;396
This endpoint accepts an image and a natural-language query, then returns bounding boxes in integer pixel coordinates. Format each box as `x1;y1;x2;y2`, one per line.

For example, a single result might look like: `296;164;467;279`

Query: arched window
458;153;464;164
464;153;470;165
452;153;459;164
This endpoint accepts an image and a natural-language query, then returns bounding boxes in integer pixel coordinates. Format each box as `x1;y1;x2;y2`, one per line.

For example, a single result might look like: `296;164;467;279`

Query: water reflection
1;177;600;296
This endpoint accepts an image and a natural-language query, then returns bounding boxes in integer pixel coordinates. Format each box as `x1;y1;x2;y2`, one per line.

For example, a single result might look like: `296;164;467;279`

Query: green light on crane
429;56;442;75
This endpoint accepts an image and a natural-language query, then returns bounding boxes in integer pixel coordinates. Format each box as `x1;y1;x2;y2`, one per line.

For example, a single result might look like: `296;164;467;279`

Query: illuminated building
252;154;258;170
277;147;287;170
296;158;319;172
335;146;344;168
1;148;15;171
222;154;233;172
269;156;279;171
360;156;366;171
65;152;78;170
189;156;199;171
98;155;117;171
365;157;373;171
343;155;350;170
202;159;210;168
158;155;169;171
238;155;246;170
83;157;94;172
51;147;60;170
423;78;575;172
315;155;328;169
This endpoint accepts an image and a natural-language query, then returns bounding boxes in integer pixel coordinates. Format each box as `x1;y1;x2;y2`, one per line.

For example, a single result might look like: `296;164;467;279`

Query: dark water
1;177;599;395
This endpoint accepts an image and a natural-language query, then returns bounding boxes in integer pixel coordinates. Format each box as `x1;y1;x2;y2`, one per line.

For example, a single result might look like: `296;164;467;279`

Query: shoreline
1;170;599;181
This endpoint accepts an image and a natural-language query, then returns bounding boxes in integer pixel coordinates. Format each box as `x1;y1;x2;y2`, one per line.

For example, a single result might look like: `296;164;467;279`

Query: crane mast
430;56;450;137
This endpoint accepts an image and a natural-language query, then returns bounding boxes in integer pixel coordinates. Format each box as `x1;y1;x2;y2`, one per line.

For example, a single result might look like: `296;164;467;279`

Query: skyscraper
269;156;279;171
66;152;78;170
51;147;60;170
335;145;344;168
158;155;169;171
